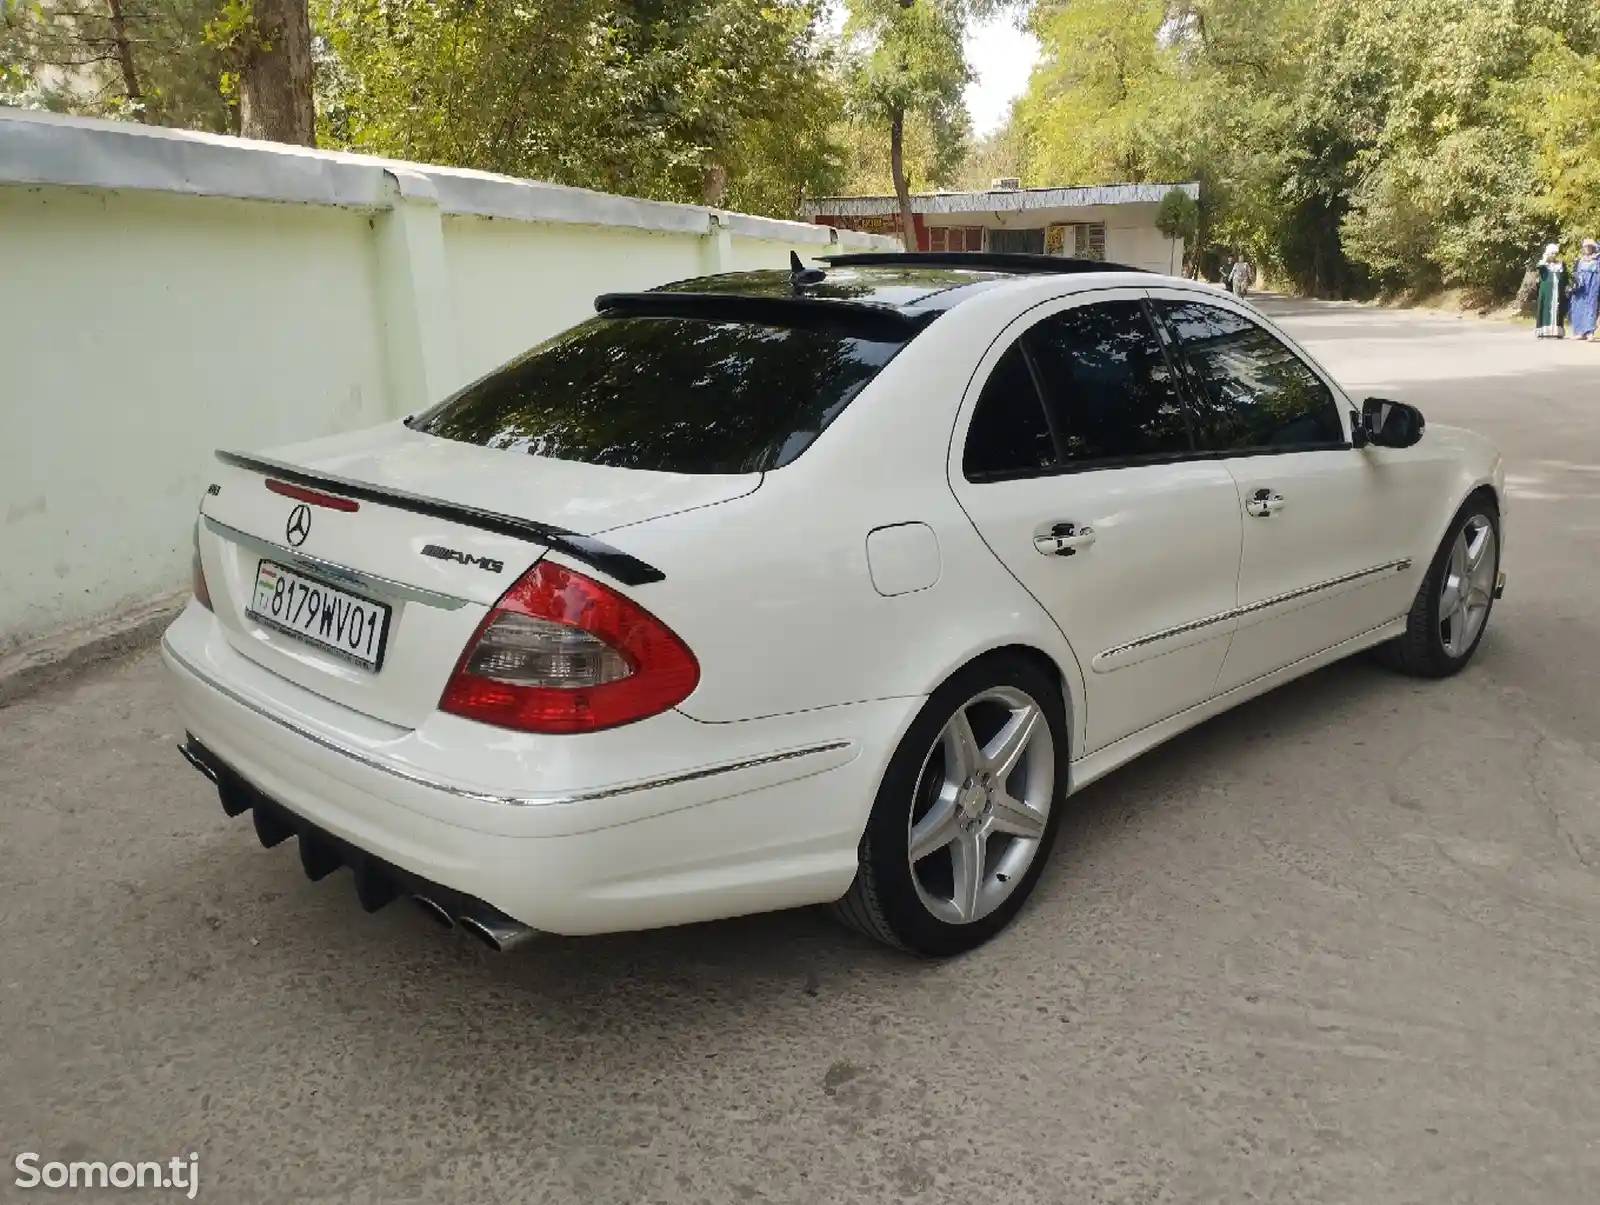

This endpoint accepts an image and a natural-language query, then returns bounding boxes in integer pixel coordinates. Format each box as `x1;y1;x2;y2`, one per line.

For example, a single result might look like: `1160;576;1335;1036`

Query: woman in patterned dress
1569;239;1600;342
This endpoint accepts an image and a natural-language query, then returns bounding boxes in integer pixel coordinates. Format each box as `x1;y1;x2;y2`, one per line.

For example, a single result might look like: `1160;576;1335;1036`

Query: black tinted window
413;315;907;474
1157;301;1344;451
1025;301;1193;463
963;345;1056;478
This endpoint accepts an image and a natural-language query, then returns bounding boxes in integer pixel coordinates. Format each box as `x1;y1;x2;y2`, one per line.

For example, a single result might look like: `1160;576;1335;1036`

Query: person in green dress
1535;243;1567;338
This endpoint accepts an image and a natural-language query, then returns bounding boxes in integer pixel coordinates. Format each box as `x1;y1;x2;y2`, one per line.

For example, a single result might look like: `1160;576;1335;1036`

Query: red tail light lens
439;561;698;733
192;519;213;611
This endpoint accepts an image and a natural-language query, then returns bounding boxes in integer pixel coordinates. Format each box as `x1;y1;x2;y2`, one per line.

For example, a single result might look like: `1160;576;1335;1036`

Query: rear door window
1024;300;1194;465
962;344;1056;478
412;315;910;474
1155;300;1345;452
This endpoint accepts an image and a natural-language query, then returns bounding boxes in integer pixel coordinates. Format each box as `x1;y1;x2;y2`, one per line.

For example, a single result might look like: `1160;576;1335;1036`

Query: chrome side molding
1095;558;1413;672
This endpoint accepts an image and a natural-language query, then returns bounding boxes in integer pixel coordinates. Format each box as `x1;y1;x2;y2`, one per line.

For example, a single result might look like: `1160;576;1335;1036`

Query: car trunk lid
197;423;757;727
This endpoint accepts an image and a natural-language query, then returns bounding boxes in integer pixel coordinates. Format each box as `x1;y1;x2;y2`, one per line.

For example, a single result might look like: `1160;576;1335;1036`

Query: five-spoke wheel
1382;494;1500;677
1438;513;1497;659
834;655;1067;956
907;686;1054;926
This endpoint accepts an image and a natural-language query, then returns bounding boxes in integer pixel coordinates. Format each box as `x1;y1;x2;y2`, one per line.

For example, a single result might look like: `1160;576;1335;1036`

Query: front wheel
1380;496;1500;677
833;655;1068;956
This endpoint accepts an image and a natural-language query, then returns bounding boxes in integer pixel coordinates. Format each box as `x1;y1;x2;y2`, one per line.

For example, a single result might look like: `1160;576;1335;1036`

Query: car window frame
1142;289;1356;459
957;286;1206;484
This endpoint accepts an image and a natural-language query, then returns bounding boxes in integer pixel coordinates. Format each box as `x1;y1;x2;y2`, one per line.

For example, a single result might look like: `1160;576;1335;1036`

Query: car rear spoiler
214;450;666;587
594;291;935;342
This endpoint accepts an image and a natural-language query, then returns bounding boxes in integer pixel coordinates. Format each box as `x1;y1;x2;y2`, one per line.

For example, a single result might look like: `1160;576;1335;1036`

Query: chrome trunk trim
205;516;472;611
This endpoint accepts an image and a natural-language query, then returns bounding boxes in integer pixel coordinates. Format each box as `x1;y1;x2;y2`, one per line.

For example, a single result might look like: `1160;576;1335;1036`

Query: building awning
801;181;1200;220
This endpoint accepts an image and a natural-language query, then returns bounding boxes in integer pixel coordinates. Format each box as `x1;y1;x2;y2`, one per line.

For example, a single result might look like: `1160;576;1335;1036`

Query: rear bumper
180;735;536;949
161;603;919;936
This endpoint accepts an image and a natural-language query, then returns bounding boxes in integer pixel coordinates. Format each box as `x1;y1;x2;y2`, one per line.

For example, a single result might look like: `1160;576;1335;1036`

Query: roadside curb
0;592;186;708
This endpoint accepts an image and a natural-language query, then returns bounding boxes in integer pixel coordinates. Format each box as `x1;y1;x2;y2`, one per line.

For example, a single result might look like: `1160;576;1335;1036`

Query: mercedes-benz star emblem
286;504;312;547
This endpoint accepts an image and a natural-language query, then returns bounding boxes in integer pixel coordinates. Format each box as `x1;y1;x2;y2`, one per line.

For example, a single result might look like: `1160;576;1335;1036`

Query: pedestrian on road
1230;256;1254;299
1570;238;1600;342
1223;257;1236;293
1535;243;1568;338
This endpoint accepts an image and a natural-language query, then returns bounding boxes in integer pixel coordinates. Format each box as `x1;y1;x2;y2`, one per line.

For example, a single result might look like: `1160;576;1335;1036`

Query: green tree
314;0;842;214
842;0;994;247
1007;0;1600;300
957;117;1025;189
206;0;315;143
835;105;968;197
1155;187;1198;272
1512;32;1600;248
1;0;233;128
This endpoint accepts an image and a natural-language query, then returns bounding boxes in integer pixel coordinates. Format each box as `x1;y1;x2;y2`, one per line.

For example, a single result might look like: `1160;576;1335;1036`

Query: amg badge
420;544;504;574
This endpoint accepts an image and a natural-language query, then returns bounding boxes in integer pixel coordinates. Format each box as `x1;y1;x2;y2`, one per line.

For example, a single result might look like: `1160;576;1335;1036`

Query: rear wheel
833;655;1068;956
1381;495;1500;678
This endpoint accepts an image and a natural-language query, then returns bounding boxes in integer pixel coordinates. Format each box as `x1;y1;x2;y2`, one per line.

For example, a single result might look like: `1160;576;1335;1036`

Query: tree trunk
104;0;143;111
238;0;316;146
701;164;729;208
1190;205;1208;278
890;106;916;252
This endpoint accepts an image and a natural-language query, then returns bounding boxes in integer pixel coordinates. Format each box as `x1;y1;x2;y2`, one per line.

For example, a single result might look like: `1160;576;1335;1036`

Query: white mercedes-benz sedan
163;252;1506;956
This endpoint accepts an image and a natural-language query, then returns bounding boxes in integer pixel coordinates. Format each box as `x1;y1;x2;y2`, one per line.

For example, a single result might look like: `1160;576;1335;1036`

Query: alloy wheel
906;686;1055;925
1439;514;1497;658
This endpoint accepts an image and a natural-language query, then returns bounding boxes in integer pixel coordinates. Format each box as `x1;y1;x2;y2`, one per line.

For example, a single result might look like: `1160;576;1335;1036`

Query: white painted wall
921;202;1184;273
0;110;894;651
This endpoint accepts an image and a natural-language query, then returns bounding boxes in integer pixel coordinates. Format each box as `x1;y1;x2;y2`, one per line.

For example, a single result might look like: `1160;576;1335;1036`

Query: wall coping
0;108;894;247
802;181;1203;219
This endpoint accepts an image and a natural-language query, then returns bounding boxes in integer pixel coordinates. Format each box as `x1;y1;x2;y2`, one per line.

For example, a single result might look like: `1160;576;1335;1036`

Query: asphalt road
4;300;1600;1204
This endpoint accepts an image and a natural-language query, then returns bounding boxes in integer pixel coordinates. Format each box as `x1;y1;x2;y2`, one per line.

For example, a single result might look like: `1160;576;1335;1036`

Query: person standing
1222;256;1237;293
1570;238;1600;342
1230;256;1254;298
1535;243;1568;338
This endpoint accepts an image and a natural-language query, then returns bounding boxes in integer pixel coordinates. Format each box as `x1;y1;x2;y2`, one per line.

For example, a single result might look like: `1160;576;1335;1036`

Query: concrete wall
0;110;896;652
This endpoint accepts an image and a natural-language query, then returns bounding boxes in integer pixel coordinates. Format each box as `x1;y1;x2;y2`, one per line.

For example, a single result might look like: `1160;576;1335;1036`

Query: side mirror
1361;397;1425;448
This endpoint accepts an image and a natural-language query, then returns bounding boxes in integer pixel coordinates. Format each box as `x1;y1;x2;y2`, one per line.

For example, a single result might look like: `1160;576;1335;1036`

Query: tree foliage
2;0;233;128
315;0;844;211
841;0;975;245
1010;0;1600;299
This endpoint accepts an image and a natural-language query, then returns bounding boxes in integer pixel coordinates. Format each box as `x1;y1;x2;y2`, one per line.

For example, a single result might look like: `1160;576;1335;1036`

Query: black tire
832;653;1069;957
1378;493;1500;678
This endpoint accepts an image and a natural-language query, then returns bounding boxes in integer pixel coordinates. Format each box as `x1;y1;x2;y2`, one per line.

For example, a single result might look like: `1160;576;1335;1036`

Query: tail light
265;479;360;512
192;519;213;611
439;560;698;734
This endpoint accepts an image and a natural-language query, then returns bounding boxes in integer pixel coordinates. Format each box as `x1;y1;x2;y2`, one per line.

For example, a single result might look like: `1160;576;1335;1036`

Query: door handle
1034;522;1096;556
1245;489;1285;518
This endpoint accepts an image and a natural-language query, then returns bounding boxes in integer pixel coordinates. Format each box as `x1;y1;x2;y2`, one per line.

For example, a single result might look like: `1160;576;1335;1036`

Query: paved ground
4;301;1600;1204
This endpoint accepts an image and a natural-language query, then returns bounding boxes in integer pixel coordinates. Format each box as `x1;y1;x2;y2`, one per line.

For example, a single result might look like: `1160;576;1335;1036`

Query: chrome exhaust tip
411;895;454;929
457;911;537;952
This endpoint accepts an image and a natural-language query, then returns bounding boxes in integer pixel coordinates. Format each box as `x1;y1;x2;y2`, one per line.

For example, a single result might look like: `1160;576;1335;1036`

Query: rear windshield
410;314;910;474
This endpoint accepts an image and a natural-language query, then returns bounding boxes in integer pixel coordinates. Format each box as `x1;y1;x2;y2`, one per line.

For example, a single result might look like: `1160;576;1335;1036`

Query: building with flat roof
801;180;1200;274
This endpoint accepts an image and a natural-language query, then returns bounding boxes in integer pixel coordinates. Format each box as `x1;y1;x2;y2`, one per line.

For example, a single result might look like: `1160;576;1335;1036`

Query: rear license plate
248;560;391;671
